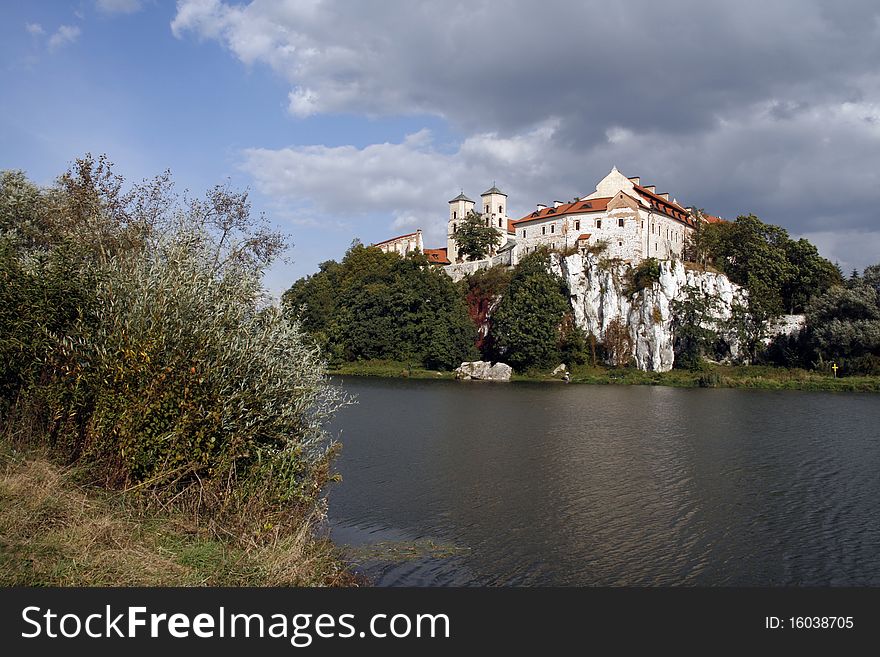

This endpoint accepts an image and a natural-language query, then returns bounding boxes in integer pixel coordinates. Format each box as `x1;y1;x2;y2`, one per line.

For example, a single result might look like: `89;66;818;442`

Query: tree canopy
453;210;499;261
283;243;477;369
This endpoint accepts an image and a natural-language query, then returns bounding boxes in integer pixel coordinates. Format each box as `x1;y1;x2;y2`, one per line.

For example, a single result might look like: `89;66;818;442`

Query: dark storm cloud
174;0;880;270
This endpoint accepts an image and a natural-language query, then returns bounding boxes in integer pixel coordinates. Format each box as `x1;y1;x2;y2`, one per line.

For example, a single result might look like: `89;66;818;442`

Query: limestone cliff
550;254;748;372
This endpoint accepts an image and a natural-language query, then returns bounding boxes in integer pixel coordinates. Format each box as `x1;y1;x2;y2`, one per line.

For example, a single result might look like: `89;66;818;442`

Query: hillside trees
490;249;571;370
687;214;841;359
283;243;477;369
799;264;880;373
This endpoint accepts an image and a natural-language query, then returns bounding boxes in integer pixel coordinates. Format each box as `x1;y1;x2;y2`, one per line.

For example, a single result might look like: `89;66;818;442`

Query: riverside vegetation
0;157;355;586
288;214;880;390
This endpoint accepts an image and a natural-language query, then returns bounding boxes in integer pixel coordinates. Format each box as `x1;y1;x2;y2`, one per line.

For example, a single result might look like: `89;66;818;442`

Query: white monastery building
373;167;723;271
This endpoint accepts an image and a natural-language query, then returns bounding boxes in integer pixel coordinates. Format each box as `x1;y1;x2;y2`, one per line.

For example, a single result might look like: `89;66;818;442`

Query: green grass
328;359;880;392
330;359;456;380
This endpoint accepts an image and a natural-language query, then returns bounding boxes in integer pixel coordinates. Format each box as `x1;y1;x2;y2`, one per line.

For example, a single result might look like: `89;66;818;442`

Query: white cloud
241;121;570;248
173;0;880;270
25;22;45;36
47;25;81;52
95;0;143;14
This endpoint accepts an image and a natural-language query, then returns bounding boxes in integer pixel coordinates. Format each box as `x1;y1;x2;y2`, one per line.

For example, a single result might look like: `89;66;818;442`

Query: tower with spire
447;183;510;263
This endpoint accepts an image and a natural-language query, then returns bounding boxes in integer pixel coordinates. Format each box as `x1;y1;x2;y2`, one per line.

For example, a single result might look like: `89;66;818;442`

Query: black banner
1;587;875;654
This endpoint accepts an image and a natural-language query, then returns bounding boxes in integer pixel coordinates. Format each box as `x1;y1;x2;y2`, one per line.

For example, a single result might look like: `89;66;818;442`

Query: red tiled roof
423;247;450;264
512;197;612;225
576;233;592;241
703;214;725;224
372;231;420;247
632;184;695;226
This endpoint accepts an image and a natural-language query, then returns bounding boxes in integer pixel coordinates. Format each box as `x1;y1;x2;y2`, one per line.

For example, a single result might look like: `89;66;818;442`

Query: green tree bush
1;157;344;536
453;210;499;261
491;249;570;371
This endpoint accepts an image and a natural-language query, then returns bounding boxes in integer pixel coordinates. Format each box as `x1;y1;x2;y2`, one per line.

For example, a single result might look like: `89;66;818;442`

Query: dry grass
0;444;358;587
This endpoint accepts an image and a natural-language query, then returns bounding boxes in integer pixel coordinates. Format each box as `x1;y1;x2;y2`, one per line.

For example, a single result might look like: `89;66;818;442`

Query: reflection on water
326;378;880;586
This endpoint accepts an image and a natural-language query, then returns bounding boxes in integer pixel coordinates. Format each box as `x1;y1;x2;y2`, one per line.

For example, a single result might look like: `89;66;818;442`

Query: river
326;377;880;586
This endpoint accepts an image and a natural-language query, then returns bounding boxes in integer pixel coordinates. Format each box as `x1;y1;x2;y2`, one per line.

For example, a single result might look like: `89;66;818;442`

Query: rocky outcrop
551;254;748;372
454;361;513;381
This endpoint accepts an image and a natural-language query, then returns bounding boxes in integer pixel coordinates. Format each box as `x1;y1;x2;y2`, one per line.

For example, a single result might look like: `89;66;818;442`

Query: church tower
480;183;509;255
447;191;474;263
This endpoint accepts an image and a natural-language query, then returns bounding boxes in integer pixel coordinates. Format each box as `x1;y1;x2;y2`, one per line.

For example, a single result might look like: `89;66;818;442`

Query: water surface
326;378;880;586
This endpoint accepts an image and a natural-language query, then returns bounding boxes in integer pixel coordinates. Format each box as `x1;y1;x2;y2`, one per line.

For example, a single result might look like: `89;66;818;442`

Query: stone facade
441;167;708;273
373;229;423;256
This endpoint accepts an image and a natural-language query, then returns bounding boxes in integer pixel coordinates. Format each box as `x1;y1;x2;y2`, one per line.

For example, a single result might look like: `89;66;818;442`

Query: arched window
453;211;457;220
499;205;503;215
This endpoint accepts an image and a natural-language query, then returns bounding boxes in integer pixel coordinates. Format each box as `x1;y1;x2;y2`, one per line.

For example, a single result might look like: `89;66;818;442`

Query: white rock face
455;361;513;381
550;254;749;372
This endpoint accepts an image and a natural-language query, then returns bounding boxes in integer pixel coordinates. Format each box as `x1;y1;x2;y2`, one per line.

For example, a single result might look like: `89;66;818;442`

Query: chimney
553;200;563;208
537;203;547;211
628;176;640;185
644;185;656;193
658;193;669;201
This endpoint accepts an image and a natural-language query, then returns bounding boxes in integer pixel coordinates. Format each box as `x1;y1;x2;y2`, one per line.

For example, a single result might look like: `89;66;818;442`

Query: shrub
625;257;661;296
1;158;345;538
602;316;633;368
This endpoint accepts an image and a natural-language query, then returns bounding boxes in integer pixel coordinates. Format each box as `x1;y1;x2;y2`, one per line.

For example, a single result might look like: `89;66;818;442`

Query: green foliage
625;257;661;296
802;272;880;370
0;157;342;535
464;265;512;356
452;210;498;261
691;214;838;359
491;249;570;371
284;243;477;370
558;313;589;366
671;285;723;370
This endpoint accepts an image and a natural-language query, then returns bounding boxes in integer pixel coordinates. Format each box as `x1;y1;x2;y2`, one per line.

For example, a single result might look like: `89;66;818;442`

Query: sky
2;0;880;294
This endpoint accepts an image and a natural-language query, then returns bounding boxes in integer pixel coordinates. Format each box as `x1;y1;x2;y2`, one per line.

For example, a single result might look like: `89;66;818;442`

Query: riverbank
329;360;880;392
0;442;357;586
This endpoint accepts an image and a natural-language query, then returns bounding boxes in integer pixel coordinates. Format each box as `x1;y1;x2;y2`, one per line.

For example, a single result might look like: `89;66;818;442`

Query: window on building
618;241;623;247
542;226;546;235
485;205;490;213
499;218;503;227
550;224;555;234
453;223;457;233
499;205;503;215
596;219;602;229
485;217;489;227
575;220;581;230
522;229;526;238
618;217;624;227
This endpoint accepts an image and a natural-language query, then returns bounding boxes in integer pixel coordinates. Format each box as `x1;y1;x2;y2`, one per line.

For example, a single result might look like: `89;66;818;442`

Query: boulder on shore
454;361;513;382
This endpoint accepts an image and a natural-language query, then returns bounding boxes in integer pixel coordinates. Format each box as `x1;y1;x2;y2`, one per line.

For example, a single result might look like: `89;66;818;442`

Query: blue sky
3;1;880;294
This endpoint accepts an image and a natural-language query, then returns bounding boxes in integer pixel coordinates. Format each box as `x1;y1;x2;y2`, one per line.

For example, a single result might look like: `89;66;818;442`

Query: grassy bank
0;442;357;587
329;360;880;392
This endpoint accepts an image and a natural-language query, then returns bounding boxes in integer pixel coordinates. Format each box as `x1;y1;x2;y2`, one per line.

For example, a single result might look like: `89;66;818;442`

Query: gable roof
511;197;612;225
632;184;695;226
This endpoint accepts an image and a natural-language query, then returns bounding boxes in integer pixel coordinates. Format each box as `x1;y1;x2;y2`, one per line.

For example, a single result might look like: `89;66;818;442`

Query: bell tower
448;191;474;263
480;183;509;255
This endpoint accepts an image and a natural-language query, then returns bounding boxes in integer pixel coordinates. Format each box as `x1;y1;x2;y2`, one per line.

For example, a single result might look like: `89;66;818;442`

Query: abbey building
373;167;723;271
